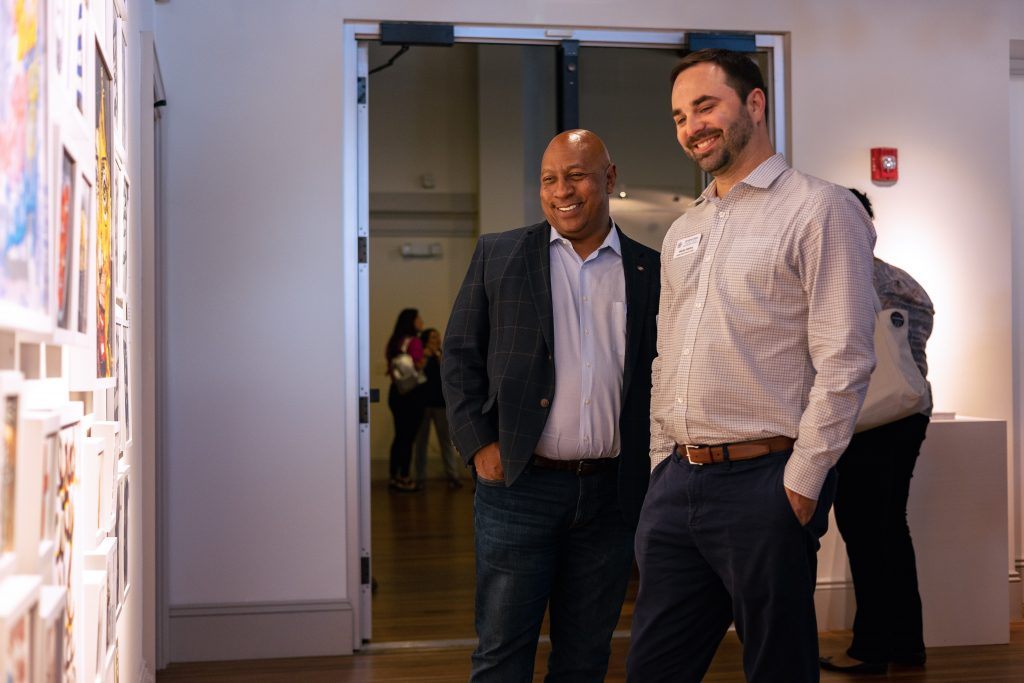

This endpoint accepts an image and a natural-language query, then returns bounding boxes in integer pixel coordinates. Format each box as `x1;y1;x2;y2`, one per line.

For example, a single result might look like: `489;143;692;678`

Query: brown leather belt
531;454;618;475
676;436;795;465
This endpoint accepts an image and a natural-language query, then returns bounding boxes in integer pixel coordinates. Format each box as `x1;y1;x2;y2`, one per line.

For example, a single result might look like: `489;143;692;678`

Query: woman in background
413;328;465;490
820;189;934;675
385;308;425;493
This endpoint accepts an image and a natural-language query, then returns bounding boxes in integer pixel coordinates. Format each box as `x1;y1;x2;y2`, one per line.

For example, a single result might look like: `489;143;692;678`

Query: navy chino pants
627;449;835;683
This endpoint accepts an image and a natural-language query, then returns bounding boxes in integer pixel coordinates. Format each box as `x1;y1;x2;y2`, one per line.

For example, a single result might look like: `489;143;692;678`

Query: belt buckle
684;445;704;465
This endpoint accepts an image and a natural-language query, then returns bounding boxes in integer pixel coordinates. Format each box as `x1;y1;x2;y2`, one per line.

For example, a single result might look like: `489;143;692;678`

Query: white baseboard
168;600;354;662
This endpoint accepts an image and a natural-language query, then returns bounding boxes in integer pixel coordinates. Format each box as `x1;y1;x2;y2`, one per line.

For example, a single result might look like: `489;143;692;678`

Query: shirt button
704;256;712;263
719;211;727;218
584;329;590;336
586;361;591;368
695;302;703;309
583;296;589;302
682;348;691;356
584;399;591;406
676;397;683;404
540;398;550;408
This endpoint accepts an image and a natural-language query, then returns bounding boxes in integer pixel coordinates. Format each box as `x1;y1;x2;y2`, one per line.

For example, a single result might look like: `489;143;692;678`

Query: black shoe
818;656;887;675
892;651;926;667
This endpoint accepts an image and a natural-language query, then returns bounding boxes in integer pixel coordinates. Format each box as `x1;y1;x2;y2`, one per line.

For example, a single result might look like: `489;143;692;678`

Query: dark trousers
471;463;633;683
627;450;835;683
834;413;928;663
388;384;424;479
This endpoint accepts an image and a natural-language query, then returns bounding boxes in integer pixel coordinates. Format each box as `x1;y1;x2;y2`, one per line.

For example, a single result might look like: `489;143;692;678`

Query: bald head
542;129;612;168
539;129;617;259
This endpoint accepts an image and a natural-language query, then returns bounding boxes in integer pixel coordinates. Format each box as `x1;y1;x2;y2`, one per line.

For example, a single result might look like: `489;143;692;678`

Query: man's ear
605;163;618;194
747;88;767;124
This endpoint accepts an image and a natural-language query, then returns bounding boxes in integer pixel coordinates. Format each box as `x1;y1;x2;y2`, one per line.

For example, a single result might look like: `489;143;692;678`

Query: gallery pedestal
815;417;1009;647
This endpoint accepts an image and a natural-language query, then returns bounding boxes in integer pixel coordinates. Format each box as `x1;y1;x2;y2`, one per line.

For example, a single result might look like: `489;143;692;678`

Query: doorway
344;22;787;649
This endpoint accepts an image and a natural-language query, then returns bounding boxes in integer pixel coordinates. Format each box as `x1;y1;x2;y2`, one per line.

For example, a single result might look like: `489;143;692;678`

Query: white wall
153;0;1024;661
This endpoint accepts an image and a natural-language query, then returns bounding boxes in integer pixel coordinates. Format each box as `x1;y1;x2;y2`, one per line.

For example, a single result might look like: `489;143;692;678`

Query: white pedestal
815;417;1009;647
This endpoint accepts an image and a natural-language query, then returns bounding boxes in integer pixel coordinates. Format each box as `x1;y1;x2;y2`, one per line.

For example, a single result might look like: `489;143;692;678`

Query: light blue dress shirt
535;224;627;461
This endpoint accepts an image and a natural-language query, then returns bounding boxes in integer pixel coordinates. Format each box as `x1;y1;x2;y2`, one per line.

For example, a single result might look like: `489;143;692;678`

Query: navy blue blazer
442;221;660;526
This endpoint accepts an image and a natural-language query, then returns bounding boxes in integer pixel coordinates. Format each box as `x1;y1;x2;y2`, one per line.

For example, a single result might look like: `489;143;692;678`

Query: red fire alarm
871;147;898;183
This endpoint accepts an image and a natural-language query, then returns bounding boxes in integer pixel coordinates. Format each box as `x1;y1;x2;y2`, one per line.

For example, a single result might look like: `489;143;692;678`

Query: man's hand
785;487;817;526
473;442;504;482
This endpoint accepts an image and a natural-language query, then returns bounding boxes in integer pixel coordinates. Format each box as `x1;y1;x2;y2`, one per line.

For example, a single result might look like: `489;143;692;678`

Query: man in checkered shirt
626;49;877;683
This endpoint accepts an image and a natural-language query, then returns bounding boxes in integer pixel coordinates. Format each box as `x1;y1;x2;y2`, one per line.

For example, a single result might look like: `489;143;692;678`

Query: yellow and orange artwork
95;52;113;378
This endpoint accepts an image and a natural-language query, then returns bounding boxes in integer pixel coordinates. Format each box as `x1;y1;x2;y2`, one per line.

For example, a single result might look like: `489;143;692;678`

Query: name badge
674;234;702;258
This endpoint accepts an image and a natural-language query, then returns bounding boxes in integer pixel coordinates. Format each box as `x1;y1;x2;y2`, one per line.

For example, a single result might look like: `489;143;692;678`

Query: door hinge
359;395;369;424
358;236;368;264
361;556;371;585
357;76;367;105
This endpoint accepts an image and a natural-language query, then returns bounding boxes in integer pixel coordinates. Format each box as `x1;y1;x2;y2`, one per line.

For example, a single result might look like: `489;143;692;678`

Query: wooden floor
159;471;1024;682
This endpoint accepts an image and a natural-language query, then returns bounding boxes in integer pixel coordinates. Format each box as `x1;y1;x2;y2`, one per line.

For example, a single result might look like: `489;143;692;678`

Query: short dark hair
671;48;769;124
848;188;874;219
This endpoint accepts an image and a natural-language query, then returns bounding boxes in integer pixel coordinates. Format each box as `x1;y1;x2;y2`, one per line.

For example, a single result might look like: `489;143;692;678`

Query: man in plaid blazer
442;129;659;682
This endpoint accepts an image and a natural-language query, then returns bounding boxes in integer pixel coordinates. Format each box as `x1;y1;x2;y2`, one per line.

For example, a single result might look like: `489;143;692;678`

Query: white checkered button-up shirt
650;154;877;500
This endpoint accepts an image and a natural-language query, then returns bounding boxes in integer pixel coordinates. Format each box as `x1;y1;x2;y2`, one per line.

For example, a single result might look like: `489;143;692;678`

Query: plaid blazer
442;221;660;526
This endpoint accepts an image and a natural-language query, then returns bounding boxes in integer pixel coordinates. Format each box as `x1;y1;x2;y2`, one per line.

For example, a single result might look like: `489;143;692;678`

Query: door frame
340;20;788;649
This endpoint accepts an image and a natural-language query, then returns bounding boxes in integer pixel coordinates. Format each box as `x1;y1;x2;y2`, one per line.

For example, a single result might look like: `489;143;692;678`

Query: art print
117;174;128;297
111;13;119;147
1;395;18;553
0;0;50;322
5;608;32;683
54;425;77;683
58;149;76;329
95;49;113;377
122;332;130;443
41;433;58;543
77;175;92;334
74;0;85;112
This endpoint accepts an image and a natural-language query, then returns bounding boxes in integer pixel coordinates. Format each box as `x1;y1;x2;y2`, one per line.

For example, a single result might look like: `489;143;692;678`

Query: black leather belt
531;454;618;475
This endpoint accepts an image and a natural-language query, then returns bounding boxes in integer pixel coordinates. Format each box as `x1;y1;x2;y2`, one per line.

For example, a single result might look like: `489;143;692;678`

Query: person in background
385;308;426;493
443;129;660;682
413;327;465;490
627;48;876;682
819;189;934;675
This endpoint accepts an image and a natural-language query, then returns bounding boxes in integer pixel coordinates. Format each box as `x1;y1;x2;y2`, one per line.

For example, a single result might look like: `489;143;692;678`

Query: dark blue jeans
471;463;633;682
627;450;835;683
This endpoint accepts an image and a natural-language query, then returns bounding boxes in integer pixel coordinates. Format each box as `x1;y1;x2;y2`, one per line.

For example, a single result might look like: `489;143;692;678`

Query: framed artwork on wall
81;569;106;683
94;45;113;380
121;328;130;446
74;0;86;114
77;173;93;336
13;411;60;576
115;170;128;307
35;585;66;683
84;536;116;658
0;574;41;683
0;0;51;333
57;146;77;331
0;372;23;570
53;418;79;683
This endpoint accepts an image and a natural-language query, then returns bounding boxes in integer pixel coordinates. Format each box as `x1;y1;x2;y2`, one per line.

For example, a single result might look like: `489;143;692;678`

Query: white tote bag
855;307;930;433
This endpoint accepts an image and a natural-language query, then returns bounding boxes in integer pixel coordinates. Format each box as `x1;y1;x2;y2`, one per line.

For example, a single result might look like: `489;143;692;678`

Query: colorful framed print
0;0;51;331
95;46;113;378
0;575;41;683
77;173;93;335
54;421;78;683
0;372;22;559
57;147;77;330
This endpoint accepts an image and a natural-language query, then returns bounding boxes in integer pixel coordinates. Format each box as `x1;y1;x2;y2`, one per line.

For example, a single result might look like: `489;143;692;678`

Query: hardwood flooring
158;472;1024;682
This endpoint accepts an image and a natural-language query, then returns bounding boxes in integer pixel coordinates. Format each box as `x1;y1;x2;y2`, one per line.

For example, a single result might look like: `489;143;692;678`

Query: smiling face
539;130;617;257
671;62;765;186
